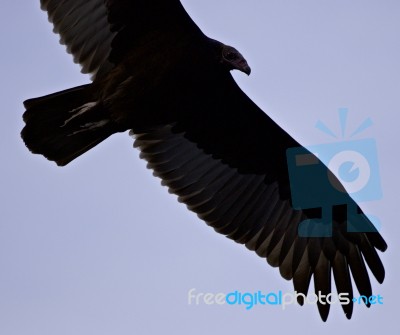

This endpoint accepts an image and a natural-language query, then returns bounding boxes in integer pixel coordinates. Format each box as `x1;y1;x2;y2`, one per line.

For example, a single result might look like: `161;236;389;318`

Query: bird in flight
21;0;387;321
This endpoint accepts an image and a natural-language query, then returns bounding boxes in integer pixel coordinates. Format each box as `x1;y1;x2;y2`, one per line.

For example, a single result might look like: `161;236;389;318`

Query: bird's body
21;0;387;321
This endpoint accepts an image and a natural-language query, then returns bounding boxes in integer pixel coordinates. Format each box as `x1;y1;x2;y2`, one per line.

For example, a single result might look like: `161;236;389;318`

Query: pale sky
1;1;399;334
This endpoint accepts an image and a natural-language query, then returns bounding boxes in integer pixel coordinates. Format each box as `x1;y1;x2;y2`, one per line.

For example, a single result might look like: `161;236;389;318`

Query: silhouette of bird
21;0;387;321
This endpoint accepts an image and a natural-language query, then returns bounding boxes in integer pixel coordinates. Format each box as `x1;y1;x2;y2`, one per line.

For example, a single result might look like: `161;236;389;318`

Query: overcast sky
1;1;399;334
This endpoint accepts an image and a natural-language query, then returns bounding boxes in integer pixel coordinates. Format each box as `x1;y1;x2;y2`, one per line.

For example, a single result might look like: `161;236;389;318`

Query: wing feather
40;0;204;78
41;0;114;77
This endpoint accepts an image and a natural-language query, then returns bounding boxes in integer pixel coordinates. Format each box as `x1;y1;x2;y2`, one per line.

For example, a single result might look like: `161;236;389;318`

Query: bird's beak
243;64;251;76
237;59;251;76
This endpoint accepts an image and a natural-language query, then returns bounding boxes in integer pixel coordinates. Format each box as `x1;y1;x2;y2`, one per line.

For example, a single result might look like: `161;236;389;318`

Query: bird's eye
225;52;238;61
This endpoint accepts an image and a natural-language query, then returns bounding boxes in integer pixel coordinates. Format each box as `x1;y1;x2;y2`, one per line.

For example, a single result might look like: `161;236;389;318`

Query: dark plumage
21;0;387;321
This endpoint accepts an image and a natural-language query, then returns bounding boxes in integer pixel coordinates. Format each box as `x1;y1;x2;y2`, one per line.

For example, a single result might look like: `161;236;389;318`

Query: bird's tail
21;84;121;166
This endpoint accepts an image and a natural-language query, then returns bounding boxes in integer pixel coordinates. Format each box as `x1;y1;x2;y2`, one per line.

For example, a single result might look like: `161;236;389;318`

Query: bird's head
220;44;251;75
209;39;251;75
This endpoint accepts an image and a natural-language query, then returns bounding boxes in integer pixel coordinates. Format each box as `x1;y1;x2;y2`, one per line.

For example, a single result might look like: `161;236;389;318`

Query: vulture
21;0;387;321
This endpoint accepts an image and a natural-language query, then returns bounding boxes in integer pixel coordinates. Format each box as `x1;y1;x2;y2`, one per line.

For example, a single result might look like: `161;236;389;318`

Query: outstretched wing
132;70;387;321
40;0;204;78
